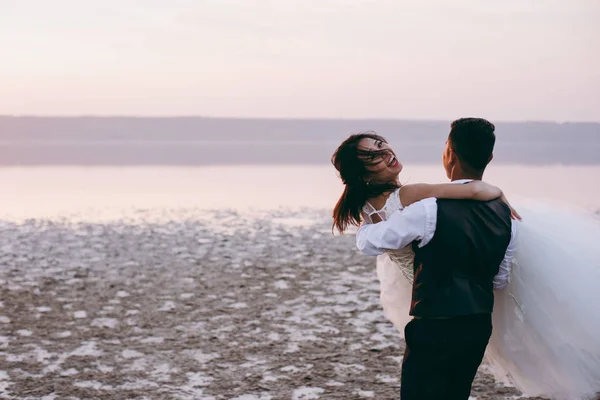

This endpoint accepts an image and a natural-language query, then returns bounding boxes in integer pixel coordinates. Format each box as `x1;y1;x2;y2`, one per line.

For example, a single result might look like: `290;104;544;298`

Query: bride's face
358;137;403;183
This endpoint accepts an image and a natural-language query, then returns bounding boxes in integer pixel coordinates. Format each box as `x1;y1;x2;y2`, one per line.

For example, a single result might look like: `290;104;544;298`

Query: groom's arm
356;198;438;256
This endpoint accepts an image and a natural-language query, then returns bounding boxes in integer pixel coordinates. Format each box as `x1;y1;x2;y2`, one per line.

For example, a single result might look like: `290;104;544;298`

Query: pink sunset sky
1;0;599;121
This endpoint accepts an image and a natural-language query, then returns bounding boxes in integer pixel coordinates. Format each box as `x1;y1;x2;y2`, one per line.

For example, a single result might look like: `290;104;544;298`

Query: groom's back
410;198;512;318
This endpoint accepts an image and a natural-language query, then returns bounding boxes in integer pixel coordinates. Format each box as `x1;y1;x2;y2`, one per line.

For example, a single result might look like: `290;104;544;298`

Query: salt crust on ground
0;209;546;399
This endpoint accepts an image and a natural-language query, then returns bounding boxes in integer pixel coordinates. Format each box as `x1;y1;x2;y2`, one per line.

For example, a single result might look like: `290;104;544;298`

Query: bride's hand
470;181;522;220
500;192;522;221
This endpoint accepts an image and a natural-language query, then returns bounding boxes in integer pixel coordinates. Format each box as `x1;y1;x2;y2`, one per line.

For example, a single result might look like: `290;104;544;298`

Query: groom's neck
450;169;484;182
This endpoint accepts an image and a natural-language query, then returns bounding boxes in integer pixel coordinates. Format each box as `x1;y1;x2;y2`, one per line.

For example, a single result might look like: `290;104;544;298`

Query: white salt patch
0;381;11;399
151;363;180;383
116;291;130;298
41;394;58;400
387;356;403;364
355;390;375;398
91;318;118;328
0;316;10;324
292;387;325;400
17;329;33;336
108;299;121;304
121;349;144;359
261;373;285;383
240;358;267;369
349;343;363;351
267;332;280;341
284;342;300;353
278;273;297;279
118;379;159;390
31;345;53;363
97;364;114;373
5;354;24;362
122;261;140;268
127;358;148;372
60;368;79;376
186;350;220;364
325;381;344;387
215;324;236;333
125;309;140;316
0;371;9;380
139;336;164;344
74;381;113;390
281;365;301;373
274;280;290;290
0;336;9;349
36;306;51;313
56;331;72;338
334;363;366;374
289;331;319;342
231;395;273;400
230;302;248;309
186;372;214;386
73;311;87;319
158;301;176;311
180;293;194;299
71;342;103;357
376;374;399;383
189;321;205;330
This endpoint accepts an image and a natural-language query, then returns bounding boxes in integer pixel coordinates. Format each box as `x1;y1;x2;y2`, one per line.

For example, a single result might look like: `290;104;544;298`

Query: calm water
1;164;599;221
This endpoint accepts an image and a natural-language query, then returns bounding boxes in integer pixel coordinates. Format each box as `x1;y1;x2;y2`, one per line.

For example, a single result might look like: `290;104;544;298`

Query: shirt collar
451;179;474;184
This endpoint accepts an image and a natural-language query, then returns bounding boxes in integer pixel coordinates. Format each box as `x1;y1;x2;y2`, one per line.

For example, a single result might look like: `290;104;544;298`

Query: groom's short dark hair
448;118;496;172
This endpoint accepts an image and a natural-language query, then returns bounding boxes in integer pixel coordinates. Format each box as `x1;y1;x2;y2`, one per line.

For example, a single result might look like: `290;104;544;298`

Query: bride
331;132;600;399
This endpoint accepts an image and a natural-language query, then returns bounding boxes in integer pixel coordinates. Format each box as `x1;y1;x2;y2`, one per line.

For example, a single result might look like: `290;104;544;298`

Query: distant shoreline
1;116;598;165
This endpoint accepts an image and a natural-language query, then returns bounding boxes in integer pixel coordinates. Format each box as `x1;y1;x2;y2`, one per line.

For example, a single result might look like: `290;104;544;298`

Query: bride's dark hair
331;132;400;233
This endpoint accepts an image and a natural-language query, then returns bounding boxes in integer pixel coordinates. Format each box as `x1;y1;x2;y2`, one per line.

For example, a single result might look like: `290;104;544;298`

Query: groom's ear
447;146;458;166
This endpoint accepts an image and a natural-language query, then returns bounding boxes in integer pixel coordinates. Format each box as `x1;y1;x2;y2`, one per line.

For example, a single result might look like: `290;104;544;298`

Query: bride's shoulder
366;190;396;211
387;187;404;211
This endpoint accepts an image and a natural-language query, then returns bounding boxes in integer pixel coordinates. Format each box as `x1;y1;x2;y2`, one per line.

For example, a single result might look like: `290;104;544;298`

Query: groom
356;118;517;400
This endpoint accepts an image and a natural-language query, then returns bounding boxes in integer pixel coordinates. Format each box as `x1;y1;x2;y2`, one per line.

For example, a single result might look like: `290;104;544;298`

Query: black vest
410;198;512;318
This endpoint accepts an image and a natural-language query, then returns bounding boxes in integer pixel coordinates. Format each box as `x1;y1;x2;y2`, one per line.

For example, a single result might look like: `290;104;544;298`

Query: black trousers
400;313;492;400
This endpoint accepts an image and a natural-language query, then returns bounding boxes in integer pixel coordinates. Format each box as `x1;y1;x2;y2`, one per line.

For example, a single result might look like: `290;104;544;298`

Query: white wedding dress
363;190;600;400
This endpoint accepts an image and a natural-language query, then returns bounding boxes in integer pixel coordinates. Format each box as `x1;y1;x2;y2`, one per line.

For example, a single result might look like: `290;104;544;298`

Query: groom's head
443;118;496;180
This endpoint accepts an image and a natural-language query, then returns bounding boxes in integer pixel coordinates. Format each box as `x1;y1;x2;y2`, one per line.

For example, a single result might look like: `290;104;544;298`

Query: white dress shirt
356;179;517;290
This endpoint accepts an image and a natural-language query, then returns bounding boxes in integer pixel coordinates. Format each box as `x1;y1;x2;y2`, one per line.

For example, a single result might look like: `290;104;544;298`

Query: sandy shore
0;209;547;399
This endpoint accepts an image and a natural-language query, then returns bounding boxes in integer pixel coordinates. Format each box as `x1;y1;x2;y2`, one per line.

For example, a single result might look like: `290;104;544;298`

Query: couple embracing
331;118;600;400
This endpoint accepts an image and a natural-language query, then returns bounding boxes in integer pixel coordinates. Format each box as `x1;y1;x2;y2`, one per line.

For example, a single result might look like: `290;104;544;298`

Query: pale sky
1;0;599;121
